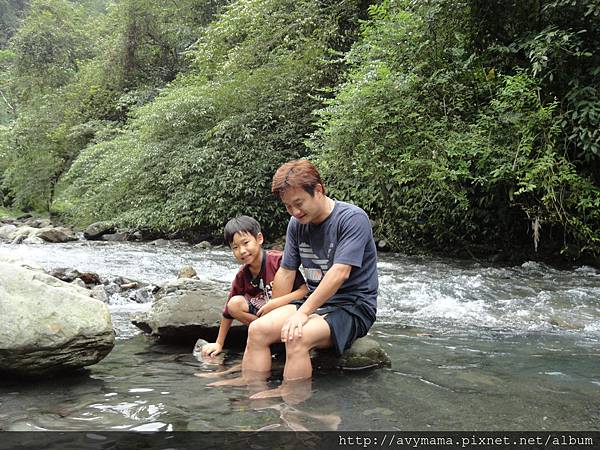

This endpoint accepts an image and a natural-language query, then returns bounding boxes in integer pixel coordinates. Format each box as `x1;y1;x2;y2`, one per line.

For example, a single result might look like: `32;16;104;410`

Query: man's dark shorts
292;296;376;356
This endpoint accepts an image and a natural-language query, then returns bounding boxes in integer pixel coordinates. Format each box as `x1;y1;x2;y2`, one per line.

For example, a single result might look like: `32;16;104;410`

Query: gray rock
150;239;170;246
314;337;391;370
48;268;81;283
194;241;212;249
0;224;17;240
91;285;109;303
178;265;198;279
102;232;129;242
104;282;122;296
0;256;115;376
83;221;115;240
377;240;389;251
128;287;154;304
131;278;246;343
26;218;53;229
35;227;78;243
71;278;87;289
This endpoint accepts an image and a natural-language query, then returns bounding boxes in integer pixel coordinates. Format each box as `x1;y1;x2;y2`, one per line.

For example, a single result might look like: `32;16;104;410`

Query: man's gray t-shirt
281;201;378;312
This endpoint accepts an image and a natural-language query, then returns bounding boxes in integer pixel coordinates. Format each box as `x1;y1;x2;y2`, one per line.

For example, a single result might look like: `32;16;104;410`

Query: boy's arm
256;282;308;317
201;317;233;357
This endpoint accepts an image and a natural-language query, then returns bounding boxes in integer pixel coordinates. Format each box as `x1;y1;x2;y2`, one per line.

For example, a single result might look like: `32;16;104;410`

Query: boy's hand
256;301;276;317
201;342;223;357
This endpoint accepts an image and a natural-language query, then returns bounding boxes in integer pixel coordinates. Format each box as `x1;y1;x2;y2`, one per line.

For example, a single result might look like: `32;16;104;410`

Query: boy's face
229;231;263;265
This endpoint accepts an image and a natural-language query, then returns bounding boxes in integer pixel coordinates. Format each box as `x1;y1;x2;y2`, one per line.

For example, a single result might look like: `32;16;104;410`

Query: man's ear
314;183;324;196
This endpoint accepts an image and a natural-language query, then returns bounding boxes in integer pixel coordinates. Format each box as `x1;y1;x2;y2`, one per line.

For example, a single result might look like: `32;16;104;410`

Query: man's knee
247;318;275;345
284;338;311;356
285;318;332;356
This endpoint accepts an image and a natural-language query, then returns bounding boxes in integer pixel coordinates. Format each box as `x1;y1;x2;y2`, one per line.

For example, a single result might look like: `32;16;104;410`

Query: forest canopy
0;0;598;262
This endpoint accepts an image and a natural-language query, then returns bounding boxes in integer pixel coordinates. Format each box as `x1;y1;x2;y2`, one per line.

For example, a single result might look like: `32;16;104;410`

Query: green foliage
2;0;599;262
0;0;28;47
10;0;93;97
58;0;366;236
1;0;226;213
312;0;600;258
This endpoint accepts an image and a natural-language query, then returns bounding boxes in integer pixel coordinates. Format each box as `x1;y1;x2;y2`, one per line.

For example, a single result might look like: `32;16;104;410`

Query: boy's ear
257;232;264;244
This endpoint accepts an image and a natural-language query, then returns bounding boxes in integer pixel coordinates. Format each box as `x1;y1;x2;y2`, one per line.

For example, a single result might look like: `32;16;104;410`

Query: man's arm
271;266;297;298
256;283;309;316
282;263;352;342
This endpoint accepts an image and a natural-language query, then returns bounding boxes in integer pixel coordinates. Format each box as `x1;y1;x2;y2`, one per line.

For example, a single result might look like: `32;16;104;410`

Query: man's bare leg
283;314;332;380
242;305;297;372
194;362;242;379
250;315;332;399
208;306;296;387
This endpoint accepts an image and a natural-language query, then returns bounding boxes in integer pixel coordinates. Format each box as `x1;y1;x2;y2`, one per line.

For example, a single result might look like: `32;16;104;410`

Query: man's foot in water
194;363;242;379
207;376;248;387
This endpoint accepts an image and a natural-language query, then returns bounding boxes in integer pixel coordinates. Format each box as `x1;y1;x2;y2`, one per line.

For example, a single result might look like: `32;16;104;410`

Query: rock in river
0;255;115;376
132;278;247;345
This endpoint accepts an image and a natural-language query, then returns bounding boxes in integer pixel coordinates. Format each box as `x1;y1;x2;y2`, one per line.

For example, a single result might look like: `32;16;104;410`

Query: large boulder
0;256;115;376
83;221;115;240
35;226;78;243
132;278;247;344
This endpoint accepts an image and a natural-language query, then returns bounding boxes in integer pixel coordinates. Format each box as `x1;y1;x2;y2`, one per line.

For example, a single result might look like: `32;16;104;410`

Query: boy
201;215;307;357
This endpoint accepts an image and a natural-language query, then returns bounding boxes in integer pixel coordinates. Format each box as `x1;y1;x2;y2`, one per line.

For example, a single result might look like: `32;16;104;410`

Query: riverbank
1;211;597;270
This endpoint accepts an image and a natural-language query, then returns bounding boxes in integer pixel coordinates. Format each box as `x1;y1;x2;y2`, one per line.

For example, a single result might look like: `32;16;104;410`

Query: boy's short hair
271;159;326;198
223;215;261;245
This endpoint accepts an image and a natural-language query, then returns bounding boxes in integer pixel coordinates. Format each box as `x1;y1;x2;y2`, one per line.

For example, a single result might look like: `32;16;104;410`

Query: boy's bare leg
227;295;257;325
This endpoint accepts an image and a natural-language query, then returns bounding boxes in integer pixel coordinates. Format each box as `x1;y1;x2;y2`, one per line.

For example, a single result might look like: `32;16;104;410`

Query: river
1;241;599;431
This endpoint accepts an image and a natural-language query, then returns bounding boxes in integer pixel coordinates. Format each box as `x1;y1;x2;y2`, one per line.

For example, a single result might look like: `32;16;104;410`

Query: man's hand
281;310;308;342
201;342;223;357
256;301;277;317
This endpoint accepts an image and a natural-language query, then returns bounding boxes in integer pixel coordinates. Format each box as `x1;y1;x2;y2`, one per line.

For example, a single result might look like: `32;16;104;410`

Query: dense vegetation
0;0;598;263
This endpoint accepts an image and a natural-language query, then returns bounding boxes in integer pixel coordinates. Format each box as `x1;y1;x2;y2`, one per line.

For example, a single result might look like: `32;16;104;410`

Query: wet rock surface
0;255;115;376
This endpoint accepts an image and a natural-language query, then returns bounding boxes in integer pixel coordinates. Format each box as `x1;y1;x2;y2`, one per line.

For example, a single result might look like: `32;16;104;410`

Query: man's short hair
271;159;326;198
223;215;261;245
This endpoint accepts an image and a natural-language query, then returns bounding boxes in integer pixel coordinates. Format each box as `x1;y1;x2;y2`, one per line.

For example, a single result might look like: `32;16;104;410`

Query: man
241;159;378;383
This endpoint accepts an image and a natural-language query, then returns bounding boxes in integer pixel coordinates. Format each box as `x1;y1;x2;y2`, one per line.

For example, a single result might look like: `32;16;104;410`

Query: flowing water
0;241;599;431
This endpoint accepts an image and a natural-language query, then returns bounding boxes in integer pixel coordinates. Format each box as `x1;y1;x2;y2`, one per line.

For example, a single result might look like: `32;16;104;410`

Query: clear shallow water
0;242;599;430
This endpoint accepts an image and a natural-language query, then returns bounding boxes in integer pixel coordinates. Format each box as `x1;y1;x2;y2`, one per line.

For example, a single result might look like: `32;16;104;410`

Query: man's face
280;185;326;224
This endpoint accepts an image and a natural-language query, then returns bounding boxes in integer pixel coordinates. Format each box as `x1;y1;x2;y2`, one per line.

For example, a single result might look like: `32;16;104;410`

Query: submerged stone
314;337;391;370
